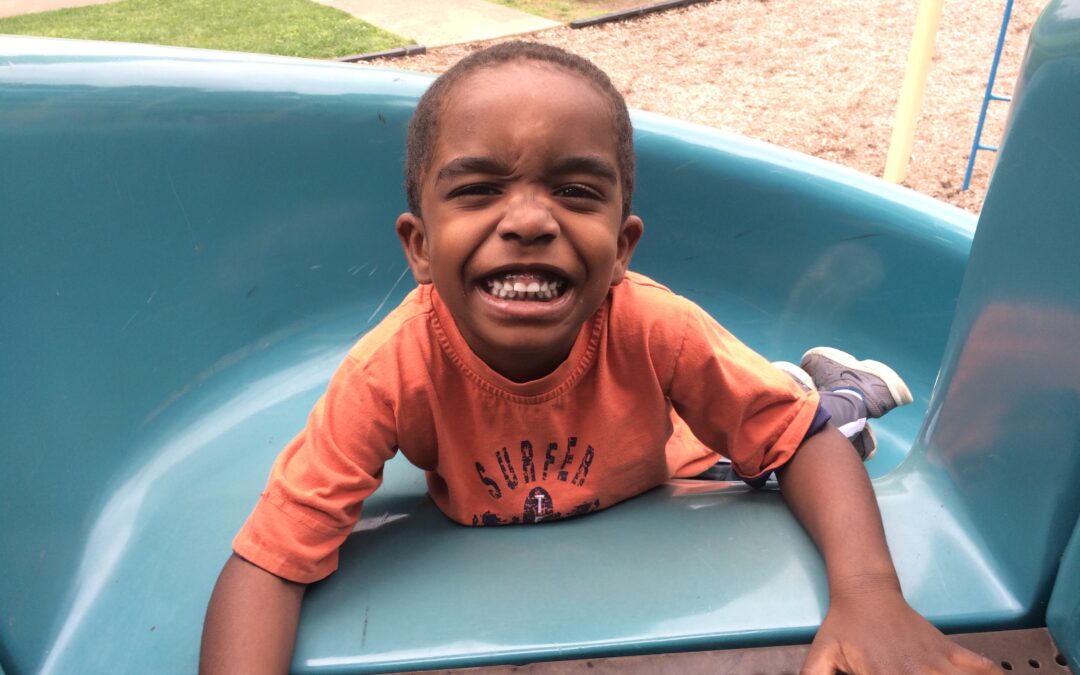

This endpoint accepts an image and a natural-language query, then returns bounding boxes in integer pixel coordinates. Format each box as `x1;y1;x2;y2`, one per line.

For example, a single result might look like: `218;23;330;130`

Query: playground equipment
1;0;1079;672
883;0;944;184
962;0;1015;191
886;0;1018;192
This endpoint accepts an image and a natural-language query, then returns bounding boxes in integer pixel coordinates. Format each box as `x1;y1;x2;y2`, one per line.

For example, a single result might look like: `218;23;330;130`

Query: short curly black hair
404;41;635;219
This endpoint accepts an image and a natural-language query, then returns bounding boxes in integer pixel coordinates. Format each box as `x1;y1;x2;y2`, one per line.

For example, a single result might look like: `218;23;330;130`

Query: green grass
490;0;623;22
0;0;411;59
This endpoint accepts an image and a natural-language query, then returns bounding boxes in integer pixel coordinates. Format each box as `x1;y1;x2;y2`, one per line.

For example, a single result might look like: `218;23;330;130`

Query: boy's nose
496;193;559;245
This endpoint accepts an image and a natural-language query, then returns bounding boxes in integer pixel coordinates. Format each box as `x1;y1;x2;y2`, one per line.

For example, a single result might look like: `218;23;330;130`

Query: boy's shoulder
618;270;676;295
346;285;434;365
612;271;694;320
610;271;700;342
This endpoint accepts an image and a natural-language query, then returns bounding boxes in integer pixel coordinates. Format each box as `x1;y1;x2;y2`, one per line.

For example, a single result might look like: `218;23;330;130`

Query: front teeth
487;278;564;300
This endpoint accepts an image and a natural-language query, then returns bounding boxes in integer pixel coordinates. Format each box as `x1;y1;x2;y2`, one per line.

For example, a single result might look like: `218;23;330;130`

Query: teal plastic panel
906;0;1080;626
1019;2;1080;667
1048;518;1080;671
0;38;430;675
1;9;1076;670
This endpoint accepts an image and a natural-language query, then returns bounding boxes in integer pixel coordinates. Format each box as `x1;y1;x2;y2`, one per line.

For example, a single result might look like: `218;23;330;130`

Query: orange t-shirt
233;272;819;582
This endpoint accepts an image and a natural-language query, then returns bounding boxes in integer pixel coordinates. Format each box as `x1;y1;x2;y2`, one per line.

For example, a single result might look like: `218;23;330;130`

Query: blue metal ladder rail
962;0;1014;191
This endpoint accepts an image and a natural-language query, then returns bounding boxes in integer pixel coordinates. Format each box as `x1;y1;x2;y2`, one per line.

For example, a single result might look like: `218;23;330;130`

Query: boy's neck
495;356;568;383
474;341;576;383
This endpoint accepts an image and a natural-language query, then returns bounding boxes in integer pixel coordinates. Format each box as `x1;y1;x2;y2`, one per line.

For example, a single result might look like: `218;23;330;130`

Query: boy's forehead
456;58;585;87
433;61;617;154
444;60;611;122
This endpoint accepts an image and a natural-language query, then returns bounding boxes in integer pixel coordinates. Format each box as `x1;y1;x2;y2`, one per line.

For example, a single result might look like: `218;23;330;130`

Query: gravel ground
368;0;1045;214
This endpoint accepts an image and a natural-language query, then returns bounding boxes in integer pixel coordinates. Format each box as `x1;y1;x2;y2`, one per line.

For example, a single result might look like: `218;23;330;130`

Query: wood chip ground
368;0;1045;214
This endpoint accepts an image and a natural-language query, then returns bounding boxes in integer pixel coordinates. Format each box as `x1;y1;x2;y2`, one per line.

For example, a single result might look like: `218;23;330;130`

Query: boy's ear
611;215;644;285
396;212;432;284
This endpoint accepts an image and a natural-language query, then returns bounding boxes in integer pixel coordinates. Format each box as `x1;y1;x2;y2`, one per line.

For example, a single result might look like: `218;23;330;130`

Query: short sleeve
233;355;399;583
667;301;819;481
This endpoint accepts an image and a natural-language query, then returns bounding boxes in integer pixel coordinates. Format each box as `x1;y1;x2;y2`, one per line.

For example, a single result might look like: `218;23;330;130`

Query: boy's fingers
800;639;847;675
947;643;1005;674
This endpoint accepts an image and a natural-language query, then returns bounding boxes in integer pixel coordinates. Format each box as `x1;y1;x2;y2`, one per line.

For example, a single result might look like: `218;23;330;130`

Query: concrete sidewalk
311;0;560;47
1;0;563;48
0;0;116;19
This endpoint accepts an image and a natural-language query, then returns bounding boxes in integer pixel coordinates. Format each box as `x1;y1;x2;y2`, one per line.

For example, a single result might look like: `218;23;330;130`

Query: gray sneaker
776;358;880;461
800;347;914;418
849;424;878;461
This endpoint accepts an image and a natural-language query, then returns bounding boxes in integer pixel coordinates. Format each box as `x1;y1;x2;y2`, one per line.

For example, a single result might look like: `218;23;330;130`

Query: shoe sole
801;346;914;408
855;424;877;461
773;361;815;391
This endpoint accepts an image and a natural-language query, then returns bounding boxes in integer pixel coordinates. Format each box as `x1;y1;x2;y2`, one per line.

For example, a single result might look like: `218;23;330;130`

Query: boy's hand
777;425;1002;675
802;584;1002;674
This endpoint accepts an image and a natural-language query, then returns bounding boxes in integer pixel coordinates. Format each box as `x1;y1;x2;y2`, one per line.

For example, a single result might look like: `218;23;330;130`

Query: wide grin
481;271;568;301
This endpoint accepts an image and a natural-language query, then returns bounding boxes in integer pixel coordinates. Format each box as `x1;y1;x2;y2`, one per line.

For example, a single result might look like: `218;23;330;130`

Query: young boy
200;42;999;674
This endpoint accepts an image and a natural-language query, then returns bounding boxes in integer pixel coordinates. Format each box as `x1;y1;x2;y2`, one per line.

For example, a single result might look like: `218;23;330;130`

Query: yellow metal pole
884;0;945;183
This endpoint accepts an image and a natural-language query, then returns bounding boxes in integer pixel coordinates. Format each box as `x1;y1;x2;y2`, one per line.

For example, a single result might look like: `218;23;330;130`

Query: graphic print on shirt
471;436;601;526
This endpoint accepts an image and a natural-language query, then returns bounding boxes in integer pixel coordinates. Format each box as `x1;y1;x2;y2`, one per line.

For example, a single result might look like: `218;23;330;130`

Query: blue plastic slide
1;1;1078;672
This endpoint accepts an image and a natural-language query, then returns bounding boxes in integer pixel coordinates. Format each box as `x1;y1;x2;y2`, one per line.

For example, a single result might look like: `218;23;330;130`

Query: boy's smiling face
397;60;643;382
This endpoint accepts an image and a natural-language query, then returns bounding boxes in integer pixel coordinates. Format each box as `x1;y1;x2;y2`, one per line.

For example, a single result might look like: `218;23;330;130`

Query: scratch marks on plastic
366;266;410;324
166;172;200;253
122;290;159;330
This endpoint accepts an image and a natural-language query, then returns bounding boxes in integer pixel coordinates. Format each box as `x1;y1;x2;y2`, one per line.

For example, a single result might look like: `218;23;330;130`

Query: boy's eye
448;184;500;198
554;184;602;200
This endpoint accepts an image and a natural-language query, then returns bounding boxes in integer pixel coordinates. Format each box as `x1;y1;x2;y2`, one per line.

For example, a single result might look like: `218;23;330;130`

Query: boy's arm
777;425;1001;675
200;554;306;675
